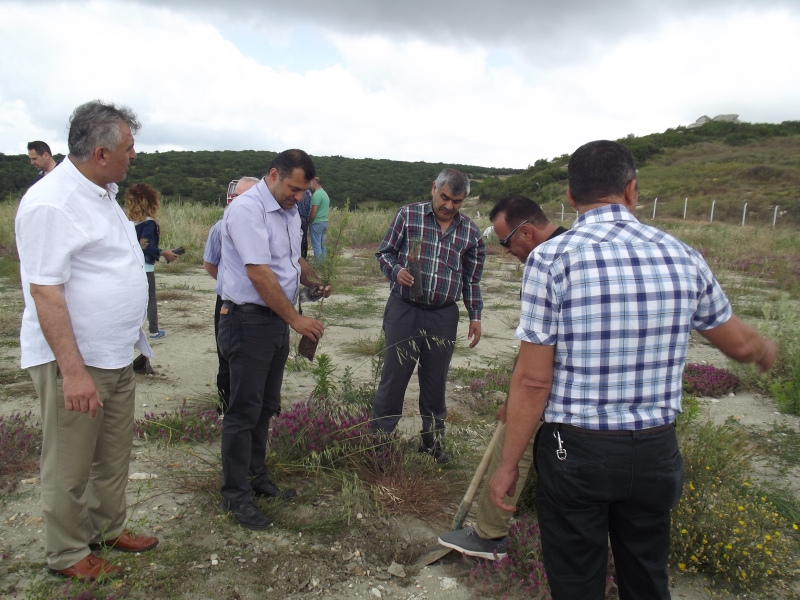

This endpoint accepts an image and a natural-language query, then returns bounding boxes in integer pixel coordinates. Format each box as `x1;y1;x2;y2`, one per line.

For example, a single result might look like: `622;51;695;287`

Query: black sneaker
220;500;273;530
252;481;297;500
438;527;508;560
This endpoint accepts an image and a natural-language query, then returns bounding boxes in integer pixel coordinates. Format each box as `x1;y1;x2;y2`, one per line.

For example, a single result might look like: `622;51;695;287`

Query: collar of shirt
61;156;118;200
574;203;637;228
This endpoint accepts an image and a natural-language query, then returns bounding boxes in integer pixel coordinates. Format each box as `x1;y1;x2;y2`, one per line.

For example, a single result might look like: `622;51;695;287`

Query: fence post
742;202;747;227
773;205;779;229
652;198;658;220
561;204;564;223
710;200;715;223
683;197;688;220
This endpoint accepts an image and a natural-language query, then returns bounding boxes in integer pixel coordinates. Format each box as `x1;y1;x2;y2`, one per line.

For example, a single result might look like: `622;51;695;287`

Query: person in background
16;100;159;582
489;140;778;600
438;195;566;559
27;140;57;177
124;183;178;339
203;176;259;414
371;168;484;464
298;187;312;259
309;176;329;262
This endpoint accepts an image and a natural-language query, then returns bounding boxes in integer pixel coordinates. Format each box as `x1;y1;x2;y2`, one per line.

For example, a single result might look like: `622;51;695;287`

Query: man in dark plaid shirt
372;168;485;463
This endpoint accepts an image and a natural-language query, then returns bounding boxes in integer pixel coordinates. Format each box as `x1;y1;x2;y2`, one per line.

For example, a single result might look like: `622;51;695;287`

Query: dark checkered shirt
376;202;485;320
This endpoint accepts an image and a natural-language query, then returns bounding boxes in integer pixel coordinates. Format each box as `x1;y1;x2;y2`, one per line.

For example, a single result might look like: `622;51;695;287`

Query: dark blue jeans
535;422;684;600
218;305;289;505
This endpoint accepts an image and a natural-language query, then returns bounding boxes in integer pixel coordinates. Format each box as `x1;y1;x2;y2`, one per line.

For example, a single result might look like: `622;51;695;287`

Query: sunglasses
499;219;530;248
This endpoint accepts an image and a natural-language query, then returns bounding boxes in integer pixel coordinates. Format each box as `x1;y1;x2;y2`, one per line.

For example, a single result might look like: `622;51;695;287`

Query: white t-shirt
16;157;150;369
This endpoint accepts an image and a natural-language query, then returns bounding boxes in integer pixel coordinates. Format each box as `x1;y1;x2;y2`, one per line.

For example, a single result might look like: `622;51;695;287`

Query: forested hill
0;150;521;207
471;120;800;226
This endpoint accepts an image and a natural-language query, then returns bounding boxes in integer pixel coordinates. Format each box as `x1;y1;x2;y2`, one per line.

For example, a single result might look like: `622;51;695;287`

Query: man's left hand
468;321;482;348
488;464;518;512
317;284;332;299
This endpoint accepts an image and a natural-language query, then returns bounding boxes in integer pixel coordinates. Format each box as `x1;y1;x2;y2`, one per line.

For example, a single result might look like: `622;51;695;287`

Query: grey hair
434;168;470;197
68;100;141;162
239;176;260;184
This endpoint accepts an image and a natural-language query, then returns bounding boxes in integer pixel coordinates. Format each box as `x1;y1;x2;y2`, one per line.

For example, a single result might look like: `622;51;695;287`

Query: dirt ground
1;249;799;599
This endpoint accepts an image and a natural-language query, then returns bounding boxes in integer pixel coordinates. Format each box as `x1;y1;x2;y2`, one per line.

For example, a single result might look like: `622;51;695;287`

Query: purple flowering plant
682;363;739;398
134;407;221;445
269;396;371;461
0;411;41;489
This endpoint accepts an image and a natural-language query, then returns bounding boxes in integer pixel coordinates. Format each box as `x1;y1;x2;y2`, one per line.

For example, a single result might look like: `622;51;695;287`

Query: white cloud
0;1;798;167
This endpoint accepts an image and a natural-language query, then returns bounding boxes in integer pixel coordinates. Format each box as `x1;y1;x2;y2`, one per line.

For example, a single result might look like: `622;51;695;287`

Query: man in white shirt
16;101;160;582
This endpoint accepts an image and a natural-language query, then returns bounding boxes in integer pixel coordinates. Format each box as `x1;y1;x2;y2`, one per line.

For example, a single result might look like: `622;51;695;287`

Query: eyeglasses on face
499;219;530;248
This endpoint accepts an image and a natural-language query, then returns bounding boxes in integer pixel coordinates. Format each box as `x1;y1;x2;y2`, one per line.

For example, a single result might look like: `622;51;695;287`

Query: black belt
548;421;675;437
395;293;455;311
221;301;274;315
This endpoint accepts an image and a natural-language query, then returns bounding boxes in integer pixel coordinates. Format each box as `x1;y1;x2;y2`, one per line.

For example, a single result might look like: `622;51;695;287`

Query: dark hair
68;100;141;162
269;149;316;182
567;140;637;206
434;168;470;197
27;141;52;157
489;195;549;228
124;183;160;222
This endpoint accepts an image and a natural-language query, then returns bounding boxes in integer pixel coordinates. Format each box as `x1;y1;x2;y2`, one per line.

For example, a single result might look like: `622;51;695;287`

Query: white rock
21;477;38;484
440;577;458;590
482;225;495;238
371;588;383;598
728;392;735;397
357;513;363;520
387;562;406;578
128;473;158;480
210;559;218;566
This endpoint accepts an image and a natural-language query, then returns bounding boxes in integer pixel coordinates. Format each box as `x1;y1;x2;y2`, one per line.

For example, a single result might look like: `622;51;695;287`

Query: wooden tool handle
451;421;505;530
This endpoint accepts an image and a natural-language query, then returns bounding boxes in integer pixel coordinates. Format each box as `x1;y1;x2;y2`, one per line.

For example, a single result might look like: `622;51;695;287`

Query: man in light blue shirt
217;150;331;530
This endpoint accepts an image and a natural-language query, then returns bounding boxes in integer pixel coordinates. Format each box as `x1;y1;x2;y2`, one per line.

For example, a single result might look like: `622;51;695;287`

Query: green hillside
0;150;521;208
472;120;800;226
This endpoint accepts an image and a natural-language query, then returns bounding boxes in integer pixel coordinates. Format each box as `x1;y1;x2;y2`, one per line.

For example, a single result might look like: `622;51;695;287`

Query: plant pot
298;335;318;361
408;260;423;299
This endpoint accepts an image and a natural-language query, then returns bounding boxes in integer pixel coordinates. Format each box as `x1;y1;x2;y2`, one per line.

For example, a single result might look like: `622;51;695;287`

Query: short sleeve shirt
218;178;302;307
203;219;223;295
15;158;149;369
516;204;732;430
311;189;330;223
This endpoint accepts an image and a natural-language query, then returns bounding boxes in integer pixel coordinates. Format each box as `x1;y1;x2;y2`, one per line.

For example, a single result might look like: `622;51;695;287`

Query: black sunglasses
499;219;530;248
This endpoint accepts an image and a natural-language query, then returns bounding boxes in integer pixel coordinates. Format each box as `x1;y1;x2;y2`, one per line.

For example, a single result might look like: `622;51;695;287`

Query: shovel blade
415;545;452;566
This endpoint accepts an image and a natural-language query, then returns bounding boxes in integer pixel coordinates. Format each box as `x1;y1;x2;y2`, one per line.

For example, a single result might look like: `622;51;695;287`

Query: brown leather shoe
50;553;121;581
96;530;159;552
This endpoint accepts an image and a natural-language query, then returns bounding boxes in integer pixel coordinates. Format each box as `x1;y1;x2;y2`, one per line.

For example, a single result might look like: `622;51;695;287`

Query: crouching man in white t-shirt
15;101;160;582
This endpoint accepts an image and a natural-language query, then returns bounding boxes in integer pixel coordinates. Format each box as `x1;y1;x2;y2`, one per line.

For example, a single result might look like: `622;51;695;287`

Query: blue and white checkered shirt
203;220;223;296
516;204;732;430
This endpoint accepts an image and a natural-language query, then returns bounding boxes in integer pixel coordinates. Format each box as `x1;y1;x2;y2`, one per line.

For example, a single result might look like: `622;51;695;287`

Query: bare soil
1;250;798;599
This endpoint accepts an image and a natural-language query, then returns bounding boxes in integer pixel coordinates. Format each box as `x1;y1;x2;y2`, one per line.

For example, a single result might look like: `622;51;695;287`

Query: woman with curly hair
124;183;178;339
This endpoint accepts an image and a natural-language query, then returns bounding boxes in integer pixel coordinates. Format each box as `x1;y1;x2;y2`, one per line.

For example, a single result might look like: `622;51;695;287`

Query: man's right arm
376;208;410;283
29;284;102;417
698;315;777;372
202;261;218;279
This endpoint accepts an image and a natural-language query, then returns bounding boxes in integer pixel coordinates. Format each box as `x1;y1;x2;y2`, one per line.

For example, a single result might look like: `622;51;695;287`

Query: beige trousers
474;422;538;540
29;361;135;570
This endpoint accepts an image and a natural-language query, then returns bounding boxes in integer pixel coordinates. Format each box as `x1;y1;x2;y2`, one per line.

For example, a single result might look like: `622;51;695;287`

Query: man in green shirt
309;177;330;261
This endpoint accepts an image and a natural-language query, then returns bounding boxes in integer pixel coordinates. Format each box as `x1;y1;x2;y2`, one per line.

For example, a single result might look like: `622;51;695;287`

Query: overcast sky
1;0;799;168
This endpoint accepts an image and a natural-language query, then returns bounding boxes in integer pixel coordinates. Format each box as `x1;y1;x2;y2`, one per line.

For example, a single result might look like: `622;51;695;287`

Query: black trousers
300;220;309;259
213;295;230;413
370;293;458;437
535;422;684;600
218;305;289;505
145;271;158;334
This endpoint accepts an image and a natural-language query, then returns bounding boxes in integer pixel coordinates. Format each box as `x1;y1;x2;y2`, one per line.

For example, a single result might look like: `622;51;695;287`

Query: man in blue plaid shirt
372;168;485;463
489;140;777;600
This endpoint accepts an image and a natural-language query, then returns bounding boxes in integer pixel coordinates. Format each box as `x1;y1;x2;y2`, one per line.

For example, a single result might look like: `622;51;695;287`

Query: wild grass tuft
134;406;221;445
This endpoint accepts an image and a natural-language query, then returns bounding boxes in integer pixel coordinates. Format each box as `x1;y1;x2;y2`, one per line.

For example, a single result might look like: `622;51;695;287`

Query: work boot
418;429;449;464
